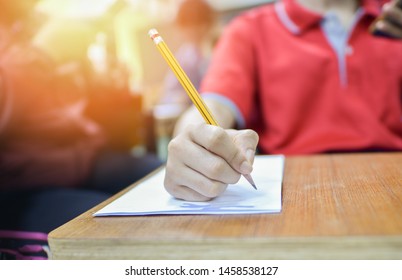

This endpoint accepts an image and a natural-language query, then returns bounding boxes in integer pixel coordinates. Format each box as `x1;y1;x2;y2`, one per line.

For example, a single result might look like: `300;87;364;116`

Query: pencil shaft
156;39;218;126
149;29;257;190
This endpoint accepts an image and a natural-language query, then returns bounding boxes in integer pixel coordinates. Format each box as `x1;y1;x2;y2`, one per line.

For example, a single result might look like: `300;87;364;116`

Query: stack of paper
94;155;285;216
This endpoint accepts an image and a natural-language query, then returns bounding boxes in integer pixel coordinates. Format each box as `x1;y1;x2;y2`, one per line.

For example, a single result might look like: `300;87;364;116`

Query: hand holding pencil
149;29;259;201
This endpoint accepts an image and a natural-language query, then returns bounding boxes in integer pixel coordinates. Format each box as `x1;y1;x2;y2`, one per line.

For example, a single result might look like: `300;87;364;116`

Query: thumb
227;129;259;173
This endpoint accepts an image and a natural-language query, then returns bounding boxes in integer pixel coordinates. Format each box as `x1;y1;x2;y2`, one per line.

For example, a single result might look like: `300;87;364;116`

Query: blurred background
6;0;273;160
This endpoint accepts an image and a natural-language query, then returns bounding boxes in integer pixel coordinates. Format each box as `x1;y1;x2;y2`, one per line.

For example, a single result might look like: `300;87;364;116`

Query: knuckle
165;167;183;188
227;173;242;185
233;129;259;148
202;181;227;198
185;123;204;138
164;167;177;189
205;128;227;150
163;177;179;197
228;149;242;163
244;129;259;142
167;137;181;154
206;158;227;178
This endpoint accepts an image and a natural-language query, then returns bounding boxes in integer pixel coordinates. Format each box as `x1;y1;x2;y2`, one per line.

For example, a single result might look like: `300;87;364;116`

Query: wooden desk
49;153;402;259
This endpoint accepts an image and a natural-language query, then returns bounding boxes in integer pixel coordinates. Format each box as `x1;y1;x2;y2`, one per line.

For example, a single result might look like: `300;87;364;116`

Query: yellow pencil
149;28;257;190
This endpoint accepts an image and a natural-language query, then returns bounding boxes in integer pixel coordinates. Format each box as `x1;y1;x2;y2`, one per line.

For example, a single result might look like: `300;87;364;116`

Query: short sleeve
200;16;257;126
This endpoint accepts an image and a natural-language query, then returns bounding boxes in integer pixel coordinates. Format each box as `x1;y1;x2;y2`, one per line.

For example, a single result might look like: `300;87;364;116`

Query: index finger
187;124;255;175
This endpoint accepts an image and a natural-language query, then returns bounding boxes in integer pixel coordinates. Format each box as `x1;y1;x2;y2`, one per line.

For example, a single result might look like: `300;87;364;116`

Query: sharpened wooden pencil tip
243;174;257;190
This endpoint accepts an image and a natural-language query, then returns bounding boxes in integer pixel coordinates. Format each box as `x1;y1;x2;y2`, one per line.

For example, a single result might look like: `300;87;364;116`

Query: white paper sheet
94;155;285;216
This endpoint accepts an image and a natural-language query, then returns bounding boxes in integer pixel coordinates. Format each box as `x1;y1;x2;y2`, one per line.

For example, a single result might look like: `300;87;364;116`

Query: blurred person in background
0;0;162;245
84;30;146;152
159;0;217;112
0;0;41;50
163;0;402;202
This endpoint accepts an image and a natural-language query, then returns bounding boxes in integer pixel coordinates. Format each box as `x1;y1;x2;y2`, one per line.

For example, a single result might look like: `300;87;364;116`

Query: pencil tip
243;174;257;190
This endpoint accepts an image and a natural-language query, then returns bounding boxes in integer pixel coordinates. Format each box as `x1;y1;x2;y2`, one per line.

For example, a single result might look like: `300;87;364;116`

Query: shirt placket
321;9;364;87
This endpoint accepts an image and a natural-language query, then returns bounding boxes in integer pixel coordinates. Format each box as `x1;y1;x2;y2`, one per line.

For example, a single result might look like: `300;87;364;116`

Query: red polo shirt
201;0;402;154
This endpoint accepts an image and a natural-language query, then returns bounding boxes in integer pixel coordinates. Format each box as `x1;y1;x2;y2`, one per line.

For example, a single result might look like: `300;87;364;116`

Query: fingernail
377;20;385;30
246;149;255;162
240;160;252;174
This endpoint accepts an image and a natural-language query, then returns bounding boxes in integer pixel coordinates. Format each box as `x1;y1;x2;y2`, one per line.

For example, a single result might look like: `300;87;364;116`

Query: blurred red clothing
201;0;402;154
0;42;106;190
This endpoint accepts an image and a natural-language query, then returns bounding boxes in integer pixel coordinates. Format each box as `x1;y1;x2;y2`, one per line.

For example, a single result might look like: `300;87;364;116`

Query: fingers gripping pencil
148;28;257;190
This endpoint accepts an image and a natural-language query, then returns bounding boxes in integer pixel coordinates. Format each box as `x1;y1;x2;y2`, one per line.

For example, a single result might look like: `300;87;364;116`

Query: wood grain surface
49;153;402;259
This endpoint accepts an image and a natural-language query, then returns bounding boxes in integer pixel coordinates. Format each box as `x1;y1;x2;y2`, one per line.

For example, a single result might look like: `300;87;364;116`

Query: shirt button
346;46;354;55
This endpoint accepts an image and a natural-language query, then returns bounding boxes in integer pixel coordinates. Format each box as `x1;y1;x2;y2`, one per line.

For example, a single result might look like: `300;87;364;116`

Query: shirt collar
275;0;383;35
